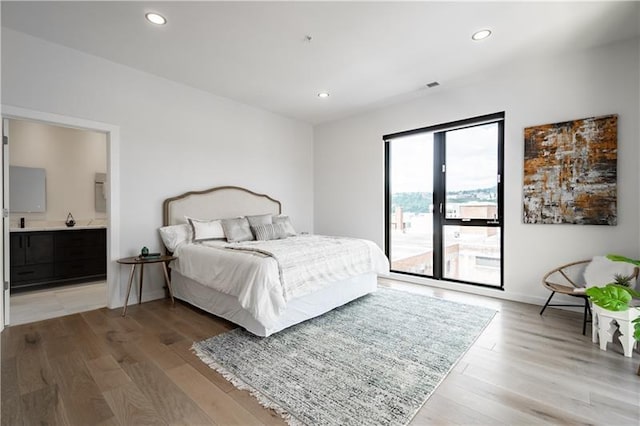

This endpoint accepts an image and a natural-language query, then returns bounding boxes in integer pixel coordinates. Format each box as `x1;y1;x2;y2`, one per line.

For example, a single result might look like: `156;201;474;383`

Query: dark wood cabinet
10;228;106;292
10;232;54;286
10;232;54;267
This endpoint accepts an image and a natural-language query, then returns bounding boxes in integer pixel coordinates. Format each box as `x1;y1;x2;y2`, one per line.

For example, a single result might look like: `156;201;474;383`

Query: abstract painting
523;114;617;225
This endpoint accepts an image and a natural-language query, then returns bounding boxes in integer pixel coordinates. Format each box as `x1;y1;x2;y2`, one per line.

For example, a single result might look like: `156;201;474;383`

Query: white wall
9;119;107;225
1;28;314;304
314;37;640;305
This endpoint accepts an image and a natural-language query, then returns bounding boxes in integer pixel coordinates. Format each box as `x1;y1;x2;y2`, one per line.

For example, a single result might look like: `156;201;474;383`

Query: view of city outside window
389;132;435;276
389;123;501;286
443;124;500;285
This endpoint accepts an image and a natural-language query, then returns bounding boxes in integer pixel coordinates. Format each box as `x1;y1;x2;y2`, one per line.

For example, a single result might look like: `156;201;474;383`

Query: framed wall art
523;114;617;225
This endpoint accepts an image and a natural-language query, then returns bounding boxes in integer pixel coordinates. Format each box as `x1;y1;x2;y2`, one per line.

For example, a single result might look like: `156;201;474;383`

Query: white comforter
171;235;389;326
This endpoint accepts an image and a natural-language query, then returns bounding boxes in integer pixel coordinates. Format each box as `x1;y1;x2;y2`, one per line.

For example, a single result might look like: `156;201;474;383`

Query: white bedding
226;235;387;300
171;234;389;328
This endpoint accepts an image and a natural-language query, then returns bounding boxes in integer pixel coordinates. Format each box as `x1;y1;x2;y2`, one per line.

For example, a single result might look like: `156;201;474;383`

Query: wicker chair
540;259;639;335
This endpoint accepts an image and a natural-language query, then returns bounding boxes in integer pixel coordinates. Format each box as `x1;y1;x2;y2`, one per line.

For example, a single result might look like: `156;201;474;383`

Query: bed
161;185;389;337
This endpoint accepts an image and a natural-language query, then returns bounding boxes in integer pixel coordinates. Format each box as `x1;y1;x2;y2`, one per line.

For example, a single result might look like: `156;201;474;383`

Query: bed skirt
171;271;378;336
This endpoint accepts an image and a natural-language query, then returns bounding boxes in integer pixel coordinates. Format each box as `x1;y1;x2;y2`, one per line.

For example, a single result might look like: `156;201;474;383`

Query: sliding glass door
385;113;504;289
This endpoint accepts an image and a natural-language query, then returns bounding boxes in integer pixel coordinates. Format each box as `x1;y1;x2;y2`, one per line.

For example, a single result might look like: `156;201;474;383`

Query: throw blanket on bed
226;235;378;300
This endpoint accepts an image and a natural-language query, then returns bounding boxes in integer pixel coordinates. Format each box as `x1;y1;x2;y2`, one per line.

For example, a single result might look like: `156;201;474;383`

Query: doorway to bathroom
5;118;109;325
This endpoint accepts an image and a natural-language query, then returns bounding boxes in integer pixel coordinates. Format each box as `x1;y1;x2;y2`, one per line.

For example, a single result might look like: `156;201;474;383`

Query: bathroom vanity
10;227;106;292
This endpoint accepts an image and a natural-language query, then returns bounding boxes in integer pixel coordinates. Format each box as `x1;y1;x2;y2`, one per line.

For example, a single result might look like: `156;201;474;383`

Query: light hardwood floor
2;279;639;425
10;281;107;326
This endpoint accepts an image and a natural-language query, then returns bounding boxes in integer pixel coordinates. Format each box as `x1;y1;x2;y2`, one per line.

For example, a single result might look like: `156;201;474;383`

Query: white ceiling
2;1;639;124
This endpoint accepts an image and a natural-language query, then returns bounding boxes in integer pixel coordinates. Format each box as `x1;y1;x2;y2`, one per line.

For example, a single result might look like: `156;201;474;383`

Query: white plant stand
592;304;639;357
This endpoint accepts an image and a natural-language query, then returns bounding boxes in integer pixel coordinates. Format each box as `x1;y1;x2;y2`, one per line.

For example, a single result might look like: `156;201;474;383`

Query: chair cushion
583;256;636;288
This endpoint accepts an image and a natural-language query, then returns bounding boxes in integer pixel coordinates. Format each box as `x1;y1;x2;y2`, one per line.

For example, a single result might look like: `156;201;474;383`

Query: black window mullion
443;219;499;227
383;112;506;141
497;120;505;288
432;131;445;279
497;120;505;223
384;141;391;262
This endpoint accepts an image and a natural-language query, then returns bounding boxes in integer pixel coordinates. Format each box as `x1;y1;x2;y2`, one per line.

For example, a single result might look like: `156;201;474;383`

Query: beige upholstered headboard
163;186;282;226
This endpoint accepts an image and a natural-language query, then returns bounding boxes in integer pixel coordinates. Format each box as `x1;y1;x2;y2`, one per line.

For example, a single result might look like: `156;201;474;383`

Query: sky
390;123;498;193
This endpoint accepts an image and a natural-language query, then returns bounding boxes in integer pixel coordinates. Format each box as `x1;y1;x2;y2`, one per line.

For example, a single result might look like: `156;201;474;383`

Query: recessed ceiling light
472;29;491;41
318;92;330;99
145;12;167;25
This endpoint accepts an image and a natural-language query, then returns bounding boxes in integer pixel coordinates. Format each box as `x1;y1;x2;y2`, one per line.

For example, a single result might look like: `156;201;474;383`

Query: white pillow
251;223;286;241
221;217;254;243
273;215;297;237
159;224;192;252
186;217;225;242
583;256;636;288
246;213;273;227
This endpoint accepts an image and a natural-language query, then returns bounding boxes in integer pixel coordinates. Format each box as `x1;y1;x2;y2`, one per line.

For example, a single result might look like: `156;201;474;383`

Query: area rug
192;288;496;426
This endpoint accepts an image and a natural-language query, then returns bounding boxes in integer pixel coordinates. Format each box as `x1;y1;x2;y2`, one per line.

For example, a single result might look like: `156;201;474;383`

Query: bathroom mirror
10;166;46;213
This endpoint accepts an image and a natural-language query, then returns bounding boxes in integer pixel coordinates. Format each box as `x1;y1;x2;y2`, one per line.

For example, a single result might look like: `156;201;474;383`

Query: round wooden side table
117;255;176;316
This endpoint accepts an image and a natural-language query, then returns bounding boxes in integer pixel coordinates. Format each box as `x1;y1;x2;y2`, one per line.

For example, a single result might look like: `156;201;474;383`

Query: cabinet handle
17;271;35;276
19;236;23;249
27;236;31;247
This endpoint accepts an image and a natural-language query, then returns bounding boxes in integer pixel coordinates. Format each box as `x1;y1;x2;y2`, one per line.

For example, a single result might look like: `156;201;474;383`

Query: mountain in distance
392;186;497;213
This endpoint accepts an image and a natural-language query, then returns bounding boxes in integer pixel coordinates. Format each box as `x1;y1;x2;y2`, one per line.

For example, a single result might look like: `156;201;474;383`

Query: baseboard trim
118;288;168;307
385;272;572;308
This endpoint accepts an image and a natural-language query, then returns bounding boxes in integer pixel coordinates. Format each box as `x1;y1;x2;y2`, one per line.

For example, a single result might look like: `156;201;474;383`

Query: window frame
384;112;505;290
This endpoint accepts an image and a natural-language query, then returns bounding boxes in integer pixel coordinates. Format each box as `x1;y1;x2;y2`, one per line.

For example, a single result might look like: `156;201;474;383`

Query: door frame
1;120;6;331
1;105;121;325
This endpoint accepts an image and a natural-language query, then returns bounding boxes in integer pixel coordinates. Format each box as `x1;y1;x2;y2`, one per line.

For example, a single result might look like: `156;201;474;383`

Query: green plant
585;283;640;375
613;273;632;287
606;254;640;267
585;284;640;311
602;254;640;374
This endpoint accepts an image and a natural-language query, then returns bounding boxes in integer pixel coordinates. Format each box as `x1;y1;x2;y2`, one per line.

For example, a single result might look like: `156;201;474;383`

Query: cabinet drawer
55;244;106;261
54;258;106;279
55;229;106;250
11;263;54;283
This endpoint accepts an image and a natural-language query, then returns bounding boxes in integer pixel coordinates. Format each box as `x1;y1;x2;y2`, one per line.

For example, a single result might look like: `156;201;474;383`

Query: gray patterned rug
193;288;496;426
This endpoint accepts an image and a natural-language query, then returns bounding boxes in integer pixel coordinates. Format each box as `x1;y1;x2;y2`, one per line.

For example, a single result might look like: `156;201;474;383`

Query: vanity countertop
10;220;107;232
10;225;107;232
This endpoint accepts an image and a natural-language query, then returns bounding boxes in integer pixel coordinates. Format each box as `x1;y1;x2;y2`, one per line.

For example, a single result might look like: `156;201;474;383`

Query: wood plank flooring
2;279;639;425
